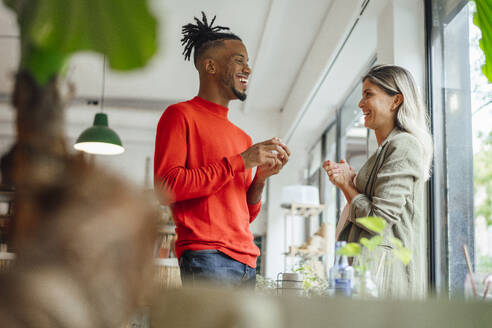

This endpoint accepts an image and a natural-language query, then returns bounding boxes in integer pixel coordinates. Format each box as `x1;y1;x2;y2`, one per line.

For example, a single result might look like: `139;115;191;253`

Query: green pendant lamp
74;112;124;155
74;56;125;155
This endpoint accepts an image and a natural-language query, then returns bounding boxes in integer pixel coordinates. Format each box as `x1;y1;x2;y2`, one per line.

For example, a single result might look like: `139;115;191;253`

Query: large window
427;0;491;295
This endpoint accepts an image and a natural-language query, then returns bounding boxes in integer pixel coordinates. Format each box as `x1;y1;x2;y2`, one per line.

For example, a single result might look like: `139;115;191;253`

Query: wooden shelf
0;190;15;202
157;224;176;234
282;203;326;218
0;252;15;260
282;202;328;271
154;258;178;267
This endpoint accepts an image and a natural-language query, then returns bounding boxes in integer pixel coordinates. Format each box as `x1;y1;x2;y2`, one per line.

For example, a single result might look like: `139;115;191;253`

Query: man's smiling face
218;39;251;101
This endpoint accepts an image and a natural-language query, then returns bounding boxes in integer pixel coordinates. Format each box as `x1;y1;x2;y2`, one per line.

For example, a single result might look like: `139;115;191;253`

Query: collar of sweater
192;96;229;119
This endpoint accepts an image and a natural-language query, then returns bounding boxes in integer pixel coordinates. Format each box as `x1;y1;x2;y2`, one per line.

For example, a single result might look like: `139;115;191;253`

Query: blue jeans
179;249;256;288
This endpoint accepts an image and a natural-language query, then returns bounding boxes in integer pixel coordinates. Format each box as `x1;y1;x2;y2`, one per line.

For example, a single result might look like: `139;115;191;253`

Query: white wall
377;0;425;88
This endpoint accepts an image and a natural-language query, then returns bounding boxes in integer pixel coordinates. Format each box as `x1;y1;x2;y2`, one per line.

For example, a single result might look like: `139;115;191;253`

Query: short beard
232;87;247;101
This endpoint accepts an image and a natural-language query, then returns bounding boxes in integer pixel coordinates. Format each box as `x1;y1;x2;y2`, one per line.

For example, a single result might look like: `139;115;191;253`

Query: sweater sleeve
153;106;245;204
349;135;422;234
248;201;262;223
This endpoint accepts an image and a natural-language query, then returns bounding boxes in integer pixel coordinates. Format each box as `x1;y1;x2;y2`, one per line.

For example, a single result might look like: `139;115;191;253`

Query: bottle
329;241;354;297
327;242;342;295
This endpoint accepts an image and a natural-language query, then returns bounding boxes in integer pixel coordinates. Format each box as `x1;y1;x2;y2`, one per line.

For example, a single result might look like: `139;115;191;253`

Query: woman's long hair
363;64;433;180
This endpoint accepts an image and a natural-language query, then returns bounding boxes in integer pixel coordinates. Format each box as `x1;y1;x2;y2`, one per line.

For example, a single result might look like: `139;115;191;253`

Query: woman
323;65;433;298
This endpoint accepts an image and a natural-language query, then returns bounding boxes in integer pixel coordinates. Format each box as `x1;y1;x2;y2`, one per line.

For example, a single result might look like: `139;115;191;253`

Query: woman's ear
392;94;403;111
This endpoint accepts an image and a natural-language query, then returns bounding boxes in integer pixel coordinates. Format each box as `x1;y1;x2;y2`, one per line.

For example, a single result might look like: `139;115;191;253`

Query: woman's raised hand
322;159;355;189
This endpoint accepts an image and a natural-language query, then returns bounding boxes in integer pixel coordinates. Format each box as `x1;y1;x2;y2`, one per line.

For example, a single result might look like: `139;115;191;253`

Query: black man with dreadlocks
154;12;290;288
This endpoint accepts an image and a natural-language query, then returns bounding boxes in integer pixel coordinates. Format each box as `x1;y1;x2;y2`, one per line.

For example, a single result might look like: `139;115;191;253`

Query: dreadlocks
181;11;241;65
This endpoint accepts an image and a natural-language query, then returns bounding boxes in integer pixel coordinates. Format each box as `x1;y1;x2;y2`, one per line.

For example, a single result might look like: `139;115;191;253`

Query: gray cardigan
339;128;426;299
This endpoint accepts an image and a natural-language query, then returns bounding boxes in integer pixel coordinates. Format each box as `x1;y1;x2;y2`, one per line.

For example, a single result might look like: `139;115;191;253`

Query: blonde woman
323;65;433;298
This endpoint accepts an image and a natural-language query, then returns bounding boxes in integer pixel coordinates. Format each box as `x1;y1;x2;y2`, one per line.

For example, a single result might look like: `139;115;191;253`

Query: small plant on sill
294;262;329;297
337;216;411;270
255;275;277;295
336;217;411;297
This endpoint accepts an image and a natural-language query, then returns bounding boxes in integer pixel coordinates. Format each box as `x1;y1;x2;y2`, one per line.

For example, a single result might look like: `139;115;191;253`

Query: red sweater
154;96;261;268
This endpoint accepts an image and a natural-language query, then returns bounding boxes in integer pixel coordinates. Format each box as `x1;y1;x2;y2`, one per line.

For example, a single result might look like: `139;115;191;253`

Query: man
154;12;290;288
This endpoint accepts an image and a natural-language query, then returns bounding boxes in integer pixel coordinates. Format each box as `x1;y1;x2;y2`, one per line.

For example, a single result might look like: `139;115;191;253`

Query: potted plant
336;217;411;298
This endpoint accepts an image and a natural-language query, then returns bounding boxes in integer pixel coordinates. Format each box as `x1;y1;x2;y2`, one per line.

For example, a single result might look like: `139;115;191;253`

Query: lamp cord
101;55;106;113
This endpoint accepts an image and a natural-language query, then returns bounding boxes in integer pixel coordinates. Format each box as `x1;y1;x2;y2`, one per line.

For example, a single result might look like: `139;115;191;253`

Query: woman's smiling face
358;79;400;131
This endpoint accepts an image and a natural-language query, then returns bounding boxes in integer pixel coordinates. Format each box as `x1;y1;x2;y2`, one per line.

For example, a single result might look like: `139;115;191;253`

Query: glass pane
323;125;337;225
429;0;476;295
339;83;368;171
442;2;475;293
338;83;369;209
469;2;492;273
308;139;322;177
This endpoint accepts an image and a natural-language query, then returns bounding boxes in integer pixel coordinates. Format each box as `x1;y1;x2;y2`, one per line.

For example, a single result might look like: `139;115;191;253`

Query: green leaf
393;247;412;266
356;217;386;234
473;0;492;83
389;237;404;249
337;243;362;257
360;235;383;251
354;264;365;274
6;0;158;84
23;44;69;84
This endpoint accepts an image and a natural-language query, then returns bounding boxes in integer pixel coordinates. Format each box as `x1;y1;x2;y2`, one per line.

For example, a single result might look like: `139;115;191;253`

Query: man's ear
205;59;216;74
392;94;403;111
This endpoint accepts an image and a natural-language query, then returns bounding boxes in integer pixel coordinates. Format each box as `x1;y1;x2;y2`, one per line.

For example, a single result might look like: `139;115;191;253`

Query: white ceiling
0;0;387;185
0;0;335;109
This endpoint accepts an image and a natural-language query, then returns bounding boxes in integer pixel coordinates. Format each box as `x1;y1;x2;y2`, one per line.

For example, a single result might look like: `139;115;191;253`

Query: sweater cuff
227;154;246;173
248;200;262;221
349;193;366;222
